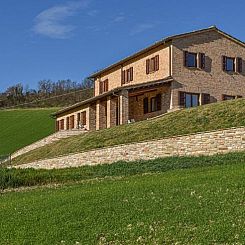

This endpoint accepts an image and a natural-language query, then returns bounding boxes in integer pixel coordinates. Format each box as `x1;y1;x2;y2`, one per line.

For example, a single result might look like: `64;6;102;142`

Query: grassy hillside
0;108;58;155
1;152;244;190
1;159;244;244
14;98;245;165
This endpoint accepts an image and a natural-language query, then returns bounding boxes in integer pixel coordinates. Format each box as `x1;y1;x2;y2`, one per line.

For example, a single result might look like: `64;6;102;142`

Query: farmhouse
54;26;245;131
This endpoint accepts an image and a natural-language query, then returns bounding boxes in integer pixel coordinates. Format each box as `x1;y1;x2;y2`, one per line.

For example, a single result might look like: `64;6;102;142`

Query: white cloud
33;1;89;39
87;9;98;17
130;23;155;36
113;13;125;23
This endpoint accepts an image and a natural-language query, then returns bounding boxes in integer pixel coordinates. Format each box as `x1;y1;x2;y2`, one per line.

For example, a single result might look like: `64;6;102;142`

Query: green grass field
0;108;58;155
14;98;245;165
1;159;244;244
1;152;245;190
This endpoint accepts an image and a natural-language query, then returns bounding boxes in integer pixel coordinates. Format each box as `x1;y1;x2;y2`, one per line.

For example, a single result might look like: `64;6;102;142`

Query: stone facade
170;30;245;109
55;27;245;132
16;127;245;169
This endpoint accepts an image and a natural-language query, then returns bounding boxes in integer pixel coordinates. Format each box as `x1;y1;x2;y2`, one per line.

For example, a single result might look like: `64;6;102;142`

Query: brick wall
171;30;245;108
94;45;170;96
16;127;245;169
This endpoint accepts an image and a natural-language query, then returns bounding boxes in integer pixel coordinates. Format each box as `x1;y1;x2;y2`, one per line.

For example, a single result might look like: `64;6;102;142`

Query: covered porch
95;78;172;130
55;78;173;132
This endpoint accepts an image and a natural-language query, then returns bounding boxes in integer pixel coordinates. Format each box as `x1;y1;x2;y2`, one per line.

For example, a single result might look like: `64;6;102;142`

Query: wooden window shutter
82;111;86;125
70;115;74;129
202;93;210;105
130;67;133;81
155;55;159;71
105;79;109;92
156;94;161;110
179;91;185;107
198;53;205;69
151;57;155;72
61;119;64;130
184;51;188;67
236;57;243;73
222;56;227;71
99;81;103;94
66;117;69;129
121;70;126;84
143;97;149;114
146;59;150;74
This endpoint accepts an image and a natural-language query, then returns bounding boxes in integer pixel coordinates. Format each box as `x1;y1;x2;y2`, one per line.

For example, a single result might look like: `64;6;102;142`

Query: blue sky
0;0;245;92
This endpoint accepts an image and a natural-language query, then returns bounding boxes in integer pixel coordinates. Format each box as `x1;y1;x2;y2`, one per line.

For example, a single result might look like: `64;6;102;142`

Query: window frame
122;67;133;84
184;51;197;68
222;94;236;101
225;57;235;72
150;94;162;112
99;79;109;94
179;92;200;108
146;55;159;74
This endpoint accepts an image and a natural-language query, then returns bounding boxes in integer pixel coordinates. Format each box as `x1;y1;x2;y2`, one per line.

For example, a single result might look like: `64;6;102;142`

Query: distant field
0;108;58;155
14;98;245;165
1;160;244;244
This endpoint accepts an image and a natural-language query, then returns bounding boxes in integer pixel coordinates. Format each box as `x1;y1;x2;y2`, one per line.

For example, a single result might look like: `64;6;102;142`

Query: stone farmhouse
54;26;245;131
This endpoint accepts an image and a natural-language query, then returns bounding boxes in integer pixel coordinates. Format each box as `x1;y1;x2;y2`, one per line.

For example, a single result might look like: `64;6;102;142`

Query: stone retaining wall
12;130;86;159
16;127;245;169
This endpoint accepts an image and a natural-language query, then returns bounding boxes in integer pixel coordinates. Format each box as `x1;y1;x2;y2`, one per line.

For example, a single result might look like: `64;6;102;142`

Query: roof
53;76;173;116
89;26;245;79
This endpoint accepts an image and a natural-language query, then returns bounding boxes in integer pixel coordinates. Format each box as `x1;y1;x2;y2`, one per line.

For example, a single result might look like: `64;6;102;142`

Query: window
184;51;206;70
60;119;64;130
77;113;81;127
151;97;156;112
66;117;69;130
223;56;235;72
179;92;199;108
70;115;75;129
81;111;86;125
143;97;149;114
184;51;197;68
150;94;161;112
146;55;159;74
222;94;236;100
122;67;133;84
99;79;109;94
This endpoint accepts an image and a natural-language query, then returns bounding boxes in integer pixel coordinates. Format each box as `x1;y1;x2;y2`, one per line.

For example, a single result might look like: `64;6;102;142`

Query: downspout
169;43;174;110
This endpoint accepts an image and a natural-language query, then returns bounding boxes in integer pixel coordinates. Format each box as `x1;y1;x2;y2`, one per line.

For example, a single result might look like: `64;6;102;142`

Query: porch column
169;81;181;111
107;96;117;128
96;100;107;130
88;103;96;131
119;90;129;125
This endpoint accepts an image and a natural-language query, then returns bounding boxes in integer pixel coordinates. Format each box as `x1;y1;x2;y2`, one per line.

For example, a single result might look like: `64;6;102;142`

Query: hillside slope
14;99;245;165
0;108;58;155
